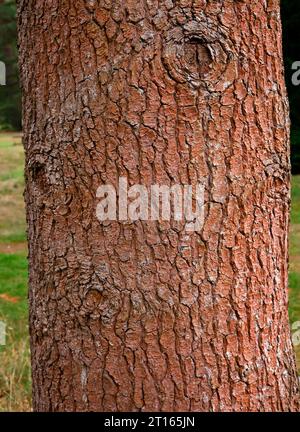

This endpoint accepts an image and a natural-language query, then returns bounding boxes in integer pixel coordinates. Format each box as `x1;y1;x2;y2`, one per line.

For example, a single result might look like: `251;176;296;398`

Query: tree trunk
18;0;300;412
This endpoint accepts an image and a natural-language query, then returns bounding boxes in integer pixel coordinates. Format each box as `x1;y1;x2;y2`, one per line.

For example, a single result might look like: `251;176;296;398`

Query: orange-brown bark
18;0;300;411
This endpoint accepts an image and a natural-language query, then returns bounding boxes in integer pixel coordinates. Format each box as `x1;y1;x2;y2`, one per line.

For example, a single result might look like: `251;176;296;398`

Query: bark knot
162;17;237;89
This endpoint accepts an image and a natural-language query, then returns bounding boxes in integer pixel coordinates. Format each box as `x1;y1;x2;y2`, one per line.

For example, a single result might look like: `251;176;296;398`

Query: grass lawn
0;133;30;411
289;174;300;372
0;132;299;411
0;133;26;243
0;253;31;411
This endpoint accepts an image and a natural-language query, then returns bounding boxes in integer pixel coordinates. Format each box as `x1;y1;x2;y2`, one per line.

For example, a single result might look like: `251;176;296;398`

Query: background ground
0;132;299;411
0;132;30;411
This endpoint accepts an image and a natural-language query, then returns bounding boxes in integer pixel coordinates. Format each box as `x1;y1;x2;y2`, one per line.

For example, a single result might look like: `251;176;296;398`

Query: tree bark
18;0;300;412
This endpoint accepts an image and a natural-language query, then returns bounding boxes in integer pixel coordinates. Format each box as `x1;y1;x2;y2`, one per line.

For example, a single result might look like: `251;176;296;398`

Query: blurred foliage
0;0;21;131
282;1;300;174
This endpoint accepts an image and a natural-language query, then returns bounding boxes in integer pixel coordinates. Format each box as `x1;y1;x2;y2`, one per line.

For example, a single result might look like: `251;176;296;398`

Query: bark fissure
18;0;300;412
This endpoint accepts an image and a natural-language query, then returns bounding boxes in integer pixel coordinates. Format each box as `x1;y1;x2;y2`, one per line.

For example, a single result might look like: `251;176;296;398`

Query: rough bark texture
18;0;300;412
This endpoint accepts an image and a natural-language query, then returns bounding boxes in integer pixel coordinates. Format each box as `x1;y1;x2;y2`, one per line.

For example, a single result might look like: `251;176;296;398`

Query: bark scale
18;0;300;412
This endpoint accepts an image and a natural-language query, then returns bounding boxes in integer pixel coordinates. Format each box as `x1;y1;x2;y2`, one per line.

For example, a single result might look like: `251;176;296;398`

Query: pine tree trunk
18;0;300;412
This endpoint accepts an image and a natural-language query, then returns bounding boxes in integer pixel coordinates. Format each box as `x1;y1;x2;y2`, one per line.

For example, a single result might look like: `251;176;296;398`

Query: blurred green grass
0;133;26;244
0;132;299;412
289;175;300;371
0;132;30;411
0;253;31;411
291;174;300;225
290;175;300;313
